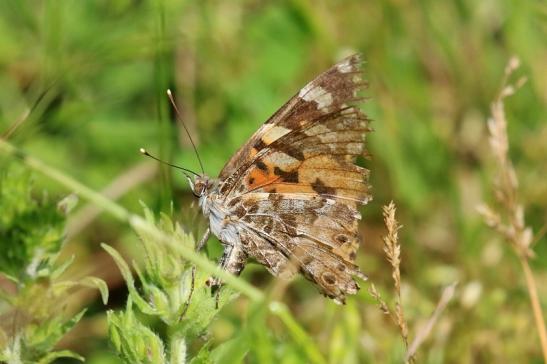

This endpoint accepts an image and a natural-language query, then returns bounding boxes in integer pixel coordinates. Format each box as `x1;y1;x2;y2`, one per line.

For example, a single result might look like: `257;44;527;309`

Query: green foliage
107;299;167;364
0;165;107;363
0;166;65;282
104;204;237;363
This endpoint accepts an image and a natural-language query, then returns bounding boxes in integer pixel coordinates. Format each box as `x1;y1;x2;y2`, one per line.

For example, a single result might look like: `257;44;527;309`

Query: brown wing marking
218;54;366;189
225;108;371;203
238;229;297;279
229;192;365;303
243;221;363;303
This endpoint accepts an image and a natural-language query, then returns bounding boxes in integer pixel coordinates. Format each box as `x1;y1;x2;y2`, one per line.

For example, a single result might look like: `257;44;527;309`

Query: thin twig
405;282;457;361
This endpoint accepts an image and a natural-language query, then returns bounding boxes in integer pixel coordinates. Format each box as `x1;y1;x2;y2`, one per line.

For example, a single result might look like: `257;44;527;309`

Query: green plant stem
520;256;547;363
0;138;327;364
269;302;327;364
0;138;261;301
169;330;186;364
0;141;129;222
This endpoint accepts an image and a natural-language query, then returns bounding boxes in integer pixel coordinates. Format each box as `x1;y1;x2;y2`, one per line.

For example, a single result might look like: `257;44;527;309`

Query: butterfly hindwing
229;192;365;302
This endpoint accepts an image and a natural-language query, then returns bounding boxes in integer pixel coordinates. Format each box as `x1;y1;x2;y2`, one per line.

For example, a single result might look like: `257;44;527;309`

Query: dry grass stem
383;202;402;294
373;203;457;362
478;56;547;362
369;202;415;362
405;282;457;362
66;161;158;239
368;283;391;317
382;202;410;351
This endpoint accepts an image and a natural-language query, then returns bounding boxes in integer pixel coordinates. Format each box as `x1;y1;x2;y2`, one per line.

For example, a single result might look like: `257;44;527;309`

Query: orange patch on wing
247;165;279;189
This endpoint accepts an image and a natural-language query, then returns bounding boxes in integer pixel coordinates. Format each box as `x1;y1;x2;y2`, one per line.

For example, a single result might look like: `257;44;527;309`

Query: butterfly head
190;174;211;197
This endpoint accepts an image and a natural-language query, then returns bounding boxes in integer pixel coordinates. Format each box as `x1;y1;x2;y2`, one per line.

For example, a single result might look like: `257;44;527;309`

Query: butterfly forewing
218;54;367;185
208;54;371;303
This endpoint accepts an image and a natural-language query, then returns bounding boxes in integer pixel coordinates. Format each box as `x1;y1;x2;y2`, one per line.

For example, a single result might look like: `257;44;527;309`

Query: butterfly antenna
167;89;205;175
139;148;199;178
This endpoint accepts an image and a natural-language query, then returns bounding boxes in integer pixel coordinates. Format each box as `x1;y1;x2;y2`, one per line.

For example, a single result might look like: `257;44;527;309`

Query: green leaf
107;301;167;364
102;243;157;315
80;276;109;305
53;276;109;305
0;166;66;282
189;343;212;364
25;309;87;355
209;332;249;364
37;350;84;364
0;167;108;362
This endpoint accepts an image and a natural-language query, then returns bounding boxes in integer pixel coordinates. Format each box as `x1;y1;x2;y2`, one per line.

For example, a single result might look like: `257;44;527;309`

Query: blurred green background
0;0;546;362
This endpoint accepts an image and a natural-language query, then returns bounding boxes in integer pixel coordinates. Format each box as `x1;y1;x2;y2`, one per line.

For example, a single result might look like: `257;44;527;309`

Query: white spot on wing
337;59;353;73
266;151;300;169
299;84;333;110
298;82;313;97
262;125;291;145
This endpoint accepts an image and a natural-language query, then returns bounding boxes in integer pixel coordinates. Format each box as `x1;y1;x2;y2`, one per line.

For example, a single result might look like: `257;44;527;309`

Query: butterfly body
191;54;371;304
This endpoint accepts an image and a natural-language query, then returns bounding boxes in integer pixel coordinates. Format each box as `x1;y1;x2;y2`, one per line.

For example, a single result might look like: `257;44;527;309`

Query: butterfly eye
192;178;210;197
194;181;203;194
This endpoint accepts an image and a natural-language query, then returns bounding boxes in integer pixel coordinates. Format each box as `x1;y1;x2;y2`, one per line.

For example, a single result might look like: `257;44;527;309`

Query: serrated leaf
26;309;87;354
102;243;157;315
107;302;167;363
80;276;109;304
0;166;66;281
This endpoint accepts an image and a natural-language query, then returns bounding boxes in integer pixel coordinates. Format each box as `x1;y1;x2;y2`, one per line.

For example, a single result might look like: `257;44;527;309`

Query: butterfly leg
207;242;247;308
196;227;211;251
179;228;211;321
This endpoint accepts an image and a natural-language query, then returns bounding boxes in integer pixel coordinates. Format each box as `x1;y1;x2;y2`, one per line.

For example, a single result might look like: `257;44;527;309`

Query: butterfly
165;54;371;304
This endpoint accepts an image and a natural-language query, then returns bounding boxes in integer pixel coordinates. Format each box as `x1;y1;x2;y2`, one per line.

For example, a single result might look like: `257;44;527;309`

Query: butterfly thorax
195;176;241;248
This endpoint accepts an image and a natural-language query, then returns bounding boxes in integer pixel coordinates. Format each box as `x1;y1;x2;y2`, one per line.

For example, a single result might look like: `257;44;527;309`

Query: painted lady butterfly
190;54;371;304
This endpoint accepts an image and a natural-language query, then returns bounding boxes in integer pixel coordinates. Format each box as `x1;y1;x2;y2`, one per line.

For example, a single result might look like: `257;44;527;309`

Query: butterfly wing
217;54;370;303
219;54;367;186
232;192;366;302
